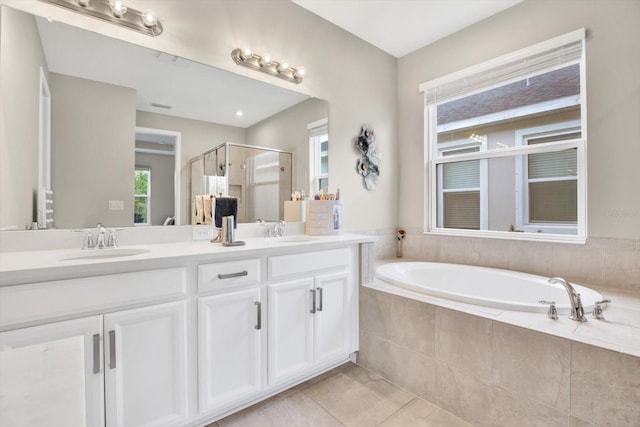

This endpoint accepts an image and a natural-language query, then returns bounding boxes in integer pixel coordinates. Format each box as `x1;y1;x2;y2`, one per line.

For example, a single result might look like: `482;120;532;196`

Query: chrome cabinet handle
108;330;116;370
92;333;101;374
310;289;316;314
255;301;262;330
218;271;248;279
317;287;323;312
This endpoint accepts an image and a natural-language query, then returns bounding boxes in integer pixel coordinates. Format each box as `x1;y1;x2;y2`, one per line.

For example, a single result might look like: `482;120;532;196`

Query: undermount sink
265;236;319;244
54;248;149;261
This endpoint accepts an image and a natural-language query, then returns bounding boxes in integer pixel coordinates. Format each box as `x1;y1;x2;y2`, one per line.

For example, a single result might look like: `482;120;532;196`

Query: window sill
424;227;586;244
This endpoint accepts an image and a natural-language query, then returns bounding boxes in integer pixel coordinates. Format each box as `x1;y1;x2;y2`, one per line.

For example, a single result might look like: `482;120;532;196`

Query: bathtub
375;262;603;314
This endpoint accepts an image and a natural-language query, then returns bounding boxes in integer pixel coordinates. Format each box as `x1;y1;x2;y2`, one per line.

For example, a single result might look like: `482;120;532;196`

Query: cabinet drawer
0;268;187;328
268;248;350;279
198;258;261;292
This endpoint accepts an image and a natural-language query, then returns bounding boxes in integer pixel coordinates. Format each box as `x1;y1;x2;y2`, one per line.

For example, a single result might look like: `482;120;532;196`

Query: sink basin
265;236;319;244
55;248;149;261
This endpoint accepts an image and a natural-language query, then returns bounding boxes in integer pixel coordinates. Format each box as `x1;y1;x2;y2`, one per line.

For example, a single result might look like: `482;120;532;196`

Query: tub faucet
548;277;587;322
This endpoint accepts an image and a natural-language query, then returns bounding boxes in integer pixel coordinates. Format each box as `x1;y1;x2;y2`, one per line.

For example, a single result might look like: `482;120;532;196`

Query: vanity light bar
231;48;305;84
39;0;163;37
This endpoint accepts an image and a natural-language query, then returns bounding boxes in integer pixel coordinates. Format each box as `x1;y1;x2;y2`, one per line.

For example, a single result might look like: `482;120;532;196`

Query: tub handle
539;300;558;320
592;299;611;320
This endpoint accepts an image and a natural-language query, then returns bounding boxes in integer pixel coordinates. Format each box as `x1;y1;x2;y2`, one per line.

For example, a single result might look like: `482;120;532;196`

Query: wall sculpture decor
355;124;380;190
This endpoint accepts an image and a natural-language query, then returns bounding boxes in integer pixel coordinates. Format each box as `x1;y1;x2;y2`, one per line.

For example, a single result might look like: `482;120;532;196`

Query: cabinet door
0;316;104;427
198;288;262;413
104;301;188;427
314;271;350;365
268;278;314;385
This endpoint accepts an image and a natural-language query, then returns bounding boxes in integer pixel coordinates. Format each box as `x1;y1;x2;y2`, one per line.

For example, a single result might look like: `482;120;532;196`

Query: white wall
0;7;49;229
398;0;640;239
2;0;399;233
51;73;136;228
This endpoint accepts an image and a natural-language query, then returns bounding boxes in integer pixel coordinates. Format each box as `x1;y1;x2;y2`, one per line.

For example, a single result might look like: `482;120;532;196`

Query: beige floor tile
378;398;472;427
302;363;413;427
217;391;343;427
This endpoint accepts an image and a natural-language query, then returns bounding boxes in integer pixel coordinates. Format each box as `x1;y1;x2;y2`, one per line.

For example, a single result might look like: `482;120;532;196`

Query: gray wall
0;7;49;229
246;98;328;197
135;151;175;225
51;73;136;228
136;110;246;225
7;0;399;232
398;0;640;239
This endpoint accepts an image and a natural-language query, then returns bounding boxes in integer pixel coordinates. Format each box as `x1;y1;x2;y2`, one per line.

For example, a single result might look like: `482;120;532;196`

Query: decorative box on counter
284;200;306;222
305;200;343;235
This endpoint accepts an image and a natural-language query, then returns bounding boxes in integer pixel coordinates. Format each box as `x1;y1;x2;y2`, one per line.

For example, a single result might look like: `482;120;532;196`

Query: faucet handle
592;299;611;320
74;229;94;249
539;300;558;320
107;228;125;248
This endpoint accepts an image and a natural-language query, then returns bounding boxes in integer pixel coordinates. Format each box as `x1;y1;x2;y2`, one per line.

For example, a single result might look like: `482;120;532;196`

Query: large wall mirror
0;5;328;229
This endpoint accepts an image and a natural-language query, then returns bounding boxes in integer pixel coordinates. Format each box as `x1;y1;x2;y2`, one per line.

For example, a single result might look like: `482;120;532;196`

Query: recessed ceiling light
236;111;244;116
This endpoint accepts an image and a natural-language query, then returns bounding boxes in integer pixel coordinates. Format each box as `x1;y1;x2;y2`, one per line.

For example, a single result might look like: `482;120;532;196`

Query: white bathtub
375;262;603;314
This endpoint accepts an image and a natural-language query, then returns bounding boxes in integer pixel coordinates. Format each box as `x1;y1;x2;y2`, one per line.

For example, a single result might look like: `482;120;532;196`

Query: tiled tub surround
359;280;640;426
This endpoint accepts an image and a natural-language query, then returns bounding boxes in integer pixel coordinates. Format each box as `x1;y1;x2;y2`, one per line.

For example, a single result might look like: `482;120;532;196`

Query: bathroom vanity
0;234;374;427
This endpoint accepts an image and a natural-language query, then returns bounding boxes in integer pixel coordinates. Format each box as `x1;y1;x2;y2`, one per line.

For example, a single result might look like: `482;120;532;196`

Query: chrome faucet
77;223;119;249
548;277;587;322
274;220;286;238
96;223;107;249
257;219;286;238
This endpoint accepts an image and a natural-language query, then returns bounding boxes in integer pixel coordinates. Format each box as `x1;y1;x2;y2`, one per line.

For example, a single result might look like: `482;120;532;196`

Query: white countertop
0;234;376;285
369;258;640;359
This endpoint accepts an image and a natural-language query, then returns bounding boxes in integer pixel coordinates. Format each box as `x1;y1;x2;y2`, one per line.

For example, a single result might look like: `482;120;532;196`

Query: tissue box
305;200;343;235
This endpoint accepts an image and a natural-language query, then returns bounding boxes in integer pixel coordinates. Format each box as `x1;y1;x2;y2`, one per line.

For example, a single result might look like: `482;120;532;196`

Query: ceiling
35;17;309;128
292;0;524;58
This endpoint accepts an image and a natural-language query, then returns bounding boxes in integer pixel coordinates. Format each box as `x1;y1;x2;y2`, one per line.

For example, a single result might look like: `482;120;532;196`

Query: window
134;167;151;225
421;29;586;242
308;118;329;193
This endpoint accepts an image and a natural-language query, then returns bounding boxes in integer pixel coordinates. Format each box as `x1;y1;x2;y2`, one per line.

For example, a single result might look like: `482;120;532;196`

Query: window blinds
422;30;584;105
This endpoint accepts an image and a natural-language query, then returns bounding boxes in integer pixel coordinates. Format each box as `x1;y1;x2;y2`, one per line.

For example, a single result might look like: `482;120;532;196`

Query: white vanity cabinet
197;259;263;415
0;316;105;427
0;268;189;427
104;301;188;427
267;248;353;385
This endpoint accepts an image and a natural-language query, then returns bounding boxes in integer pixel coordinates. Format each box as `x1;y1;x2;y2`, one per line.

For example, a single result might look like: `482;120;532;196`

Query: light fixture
39;0;163;37
231;48;305;84
236;111;244;117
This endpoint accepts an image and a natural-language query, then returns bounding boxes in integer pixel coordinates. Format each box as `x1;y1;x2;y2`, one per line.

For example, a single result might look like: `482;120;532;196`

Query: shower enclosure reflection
190;143;292;223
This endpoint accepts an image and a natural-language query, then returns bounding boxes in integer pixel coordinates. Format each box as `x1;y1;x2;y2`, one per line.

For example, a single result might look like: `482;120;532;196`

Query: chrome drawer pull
218;271;248;279
255;301;262;330
92;333;101;374
108;330;116;370
317;287;323;312
310;289;316;314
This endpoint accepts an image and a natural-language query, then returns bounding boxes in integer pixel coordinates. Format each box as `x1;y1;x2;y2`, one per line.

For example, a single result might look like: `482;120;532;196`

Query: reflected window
134;167;151;225
422;31;586;241
308;118;329;193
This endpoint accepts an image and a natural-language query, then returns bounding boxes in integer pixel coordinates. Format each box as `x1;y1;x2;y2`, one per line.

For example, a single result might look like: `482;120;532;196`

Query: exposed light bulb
141;9;157;28
294;67;306;78
109;1;127;18
240;48;253;60
259;55;272;67
277;62;290;73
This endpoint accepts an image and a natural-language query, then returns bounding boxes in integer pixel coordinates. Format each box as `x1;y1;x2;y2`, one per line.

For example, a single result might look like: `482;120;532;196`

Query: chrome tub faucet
548;277;587;322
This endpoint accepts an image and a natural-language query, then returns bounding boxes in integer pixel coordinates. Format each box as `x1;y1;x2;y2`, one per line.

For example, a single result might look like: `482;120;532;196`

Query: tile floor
207;363;471;427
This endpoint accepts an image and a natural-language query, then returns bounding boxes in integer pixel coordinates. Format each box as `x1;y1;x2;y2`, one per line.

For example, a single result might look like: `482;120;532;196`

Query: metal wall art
355;124;380;190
